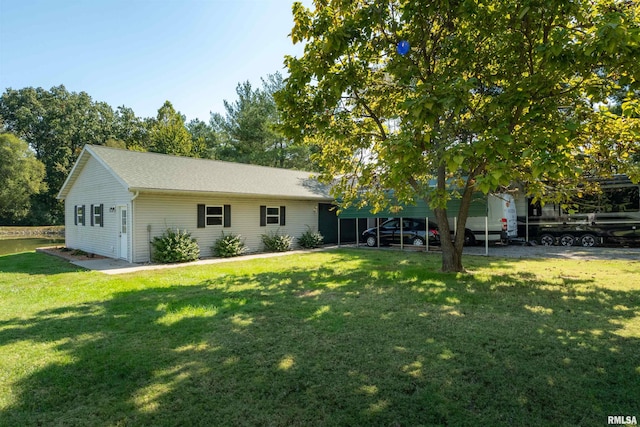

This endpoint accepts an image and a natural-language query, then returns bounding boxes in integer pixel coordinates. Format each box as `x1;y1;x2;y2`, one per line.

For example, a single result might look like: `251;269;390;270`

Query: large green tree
113;105;151;151
186;118;216;158
278;0;640;272
212;72;315;169
0;133;47;224
0;85;119;223
148;101;193;156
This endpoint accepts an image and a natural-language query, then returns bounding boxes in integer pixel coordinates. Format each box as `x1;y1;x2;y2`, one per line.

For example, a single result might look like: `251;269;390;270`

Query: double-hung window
75;205;85;226
91;204;104;227
266;207;280;224
260;205;286;226
197;204;231;228
206;206;223;226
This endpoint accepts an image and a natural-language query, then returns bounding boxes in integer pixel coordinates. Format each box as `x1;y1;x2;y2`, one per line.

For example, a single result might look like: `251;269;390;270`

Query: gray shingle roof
58;145;332;201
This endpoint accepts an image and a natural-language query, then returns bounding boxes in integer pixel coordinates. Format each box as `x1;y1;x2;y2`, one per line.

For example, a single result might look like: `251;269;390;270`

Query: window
266;207;280;224
381;219;399;230
206;206;223;226
569;186;640;214
75;205;85;226
91;204;104;227
121;209;127;234
197;204;231;228
260;205;286;226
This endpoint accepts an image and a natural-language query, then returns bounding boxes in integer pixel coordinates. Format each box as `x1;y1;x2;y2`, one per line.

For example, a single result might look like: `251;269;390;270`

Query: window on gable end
92;204;103;227
76;205;85;226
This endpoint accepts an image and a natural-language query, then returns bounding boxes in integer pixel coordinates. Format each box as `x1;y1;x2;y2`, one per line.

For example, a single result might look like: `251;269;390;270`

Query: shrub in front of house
151;228;200;263
261;230;293;252
298;227;324;249
212;232;247;258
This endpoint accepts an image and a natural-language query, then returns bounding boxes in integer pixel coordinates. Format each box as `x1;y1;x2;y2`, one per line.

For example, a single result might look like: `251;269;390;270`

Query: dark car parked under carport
361;218;477;247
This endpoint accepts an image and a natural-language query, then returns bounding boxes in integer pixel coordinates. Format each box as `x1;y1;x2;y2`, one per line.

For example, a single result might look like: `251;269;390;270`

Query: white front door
119;206;128;260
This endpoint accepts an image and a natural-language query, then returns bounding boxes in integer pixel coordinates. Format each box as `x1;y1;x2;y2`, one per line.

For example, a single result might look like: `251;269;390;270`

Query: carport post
356;218;359;247
426;217;429;253
377;217;380;248
485;216;489;256
337;217;341;247
400;217;404;251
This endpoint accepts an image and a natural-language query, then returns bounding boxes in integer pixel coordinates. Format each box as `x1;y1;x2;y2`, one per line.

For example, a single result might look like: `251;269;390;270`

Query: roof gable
58;145;332;201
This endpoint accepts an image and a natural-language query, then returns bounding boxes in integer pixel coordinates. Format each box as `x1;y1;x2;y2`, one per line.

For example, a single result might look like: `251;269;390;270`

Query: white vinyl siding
64;156;132;259
133;193;319;263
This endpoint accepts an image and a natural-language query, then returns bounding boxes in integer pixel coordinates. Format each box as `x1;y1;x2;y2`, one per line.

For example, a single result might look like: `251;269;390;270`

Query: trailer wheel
539;234;555;246
579;234;597;247
559;234;576;246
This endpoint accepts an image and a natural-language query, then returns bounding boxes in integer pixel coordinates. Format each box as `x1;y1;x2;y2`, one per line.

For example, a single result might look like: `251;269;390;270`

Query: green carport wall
318;203;368;244
337;195;488;219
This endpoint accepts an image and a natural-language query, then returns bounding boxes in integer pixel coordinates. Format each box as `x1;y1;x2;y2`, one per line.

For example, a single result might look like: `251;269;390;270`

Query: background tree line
0;72;316;225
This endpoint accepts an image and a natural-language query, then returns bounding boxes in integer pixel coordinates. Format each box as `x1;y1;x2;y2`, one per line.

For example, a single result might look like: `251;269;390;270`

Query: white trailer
462;193;518;243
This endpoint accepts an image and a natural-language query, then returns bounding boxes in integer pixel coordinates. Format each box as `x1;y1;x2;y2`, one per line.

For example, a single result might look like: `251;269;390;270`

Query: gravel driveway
461;244;640;261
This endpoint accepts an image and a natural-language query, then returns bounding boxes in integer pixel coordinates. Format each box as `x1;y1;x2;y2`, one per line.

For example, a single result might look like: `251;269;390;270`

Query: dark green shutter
260;205;266;226
90;204;94;226
197;204;205;228
224;205;231;227
280;206;286;226
74;206;78;225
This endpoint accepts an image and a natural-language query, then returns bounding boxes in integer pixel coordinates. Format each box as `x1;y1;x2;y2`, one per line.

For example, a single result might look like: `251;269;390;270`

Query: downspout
130;191;139;263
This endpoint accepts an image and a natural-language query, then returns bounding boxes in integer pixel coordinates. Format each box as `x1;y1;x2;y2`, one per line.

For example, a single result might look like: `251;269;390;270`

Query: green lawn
1;249;638;426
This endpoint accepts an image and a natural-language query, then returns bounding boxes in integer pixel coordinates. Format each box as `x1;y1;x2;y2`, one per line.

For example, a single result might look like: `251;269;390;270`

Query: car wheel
411;236;424;246
365;235;377;247
464;229;476;246
539;234;555;246
580;234;597;247
559;234;575;246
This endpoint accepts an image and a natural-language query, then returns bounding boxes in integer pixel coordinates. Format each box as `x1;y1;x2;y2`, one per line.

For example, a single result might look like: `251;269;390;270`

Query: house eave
127;187;334;202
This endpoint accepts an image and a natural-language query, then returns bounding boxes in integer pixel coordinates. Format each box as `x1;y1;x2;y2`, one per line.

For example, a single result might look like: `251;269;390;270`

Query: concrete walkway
70;247;336;275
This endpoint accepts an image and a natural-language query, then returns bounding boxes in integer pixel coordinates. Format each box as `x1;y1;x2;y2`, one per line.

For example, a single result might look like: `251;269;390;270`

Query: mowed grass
0;249;639;426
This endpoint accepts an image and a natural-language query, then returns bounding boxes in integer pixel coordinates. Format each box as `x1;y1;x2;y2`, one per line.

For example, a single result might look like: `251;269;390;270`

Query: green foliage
261;230;293;252
278;0;640;272
150;228;200;263
0;85;149;224
211;72;315;169
114;105;151;150
148;101;193;156
186;118;217;159
0;133;47;222
297;226;324;249
212;232;248;258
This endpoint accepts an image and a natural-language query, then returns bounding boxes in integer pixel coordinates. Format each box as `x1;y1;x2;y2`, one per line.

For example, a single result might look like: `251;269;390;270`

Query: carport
337;196;491;255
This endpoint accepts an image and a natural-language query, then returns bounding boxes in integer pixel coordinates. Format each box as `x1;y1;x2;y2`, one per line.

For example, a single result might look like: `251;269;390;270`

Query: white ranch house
57;145;333;263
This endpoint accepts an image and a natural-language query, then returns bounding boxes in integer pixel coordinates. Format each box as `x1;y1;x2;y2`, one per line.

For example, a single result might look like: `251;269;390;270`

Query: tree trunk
431;166;476;273
437;208;465;272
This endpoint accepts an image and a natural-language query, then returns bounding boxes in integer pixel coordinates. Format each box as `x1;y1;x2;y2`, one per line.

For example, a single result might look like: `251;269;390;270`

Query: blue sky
0;0;307;122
